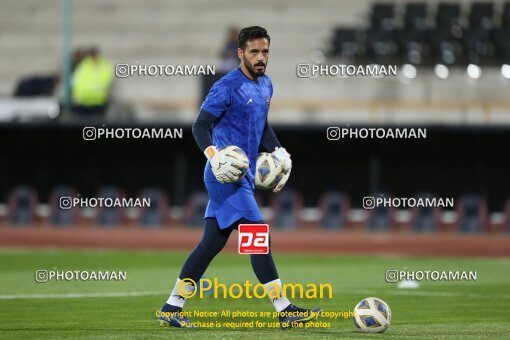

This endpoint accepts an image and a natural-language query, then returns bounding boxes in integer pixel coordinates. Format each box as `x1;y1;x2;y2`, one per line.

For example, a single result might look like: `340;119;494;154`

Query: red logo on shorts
238;224;269;254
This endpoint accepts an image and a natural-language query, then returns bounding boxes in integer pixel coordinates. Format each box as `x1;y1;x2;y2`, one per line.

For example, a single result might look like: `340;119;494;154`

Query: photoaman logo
176;278;333;300
238;224;269;254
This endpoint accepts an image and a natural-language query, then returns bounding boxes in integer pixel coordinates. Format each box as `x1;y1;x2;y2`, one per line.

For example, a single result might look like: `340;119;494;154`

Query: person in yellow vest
72;47;113;116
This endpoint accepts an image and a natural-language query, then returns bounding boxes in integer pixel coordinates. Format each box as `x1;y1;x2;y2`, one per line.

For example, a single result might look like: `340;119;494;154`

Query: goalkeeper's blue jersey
199;68;272;228
200;68;273;189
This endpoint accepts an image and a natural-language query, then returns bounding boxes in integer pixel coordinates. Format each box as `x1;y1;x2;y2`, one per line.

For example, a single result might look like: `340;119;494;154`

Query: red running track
0;227;509;257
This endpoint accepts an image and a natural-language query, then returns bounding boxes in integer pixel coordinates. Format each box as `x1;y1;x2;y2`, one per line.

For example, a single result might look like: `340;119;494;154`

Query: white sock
265;278;291;312
166;278;194;308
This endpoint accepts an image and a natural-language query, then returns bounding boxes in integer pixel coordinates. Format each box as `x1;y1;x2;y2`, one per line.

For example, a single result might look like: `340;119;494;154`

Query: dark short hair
238;26;270;50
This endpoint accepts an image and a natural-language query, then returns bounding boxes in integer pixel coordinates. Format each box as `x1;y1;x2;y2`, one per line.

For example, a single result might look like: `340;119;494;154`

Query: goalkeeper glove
271;147;292;193
205;146;245;184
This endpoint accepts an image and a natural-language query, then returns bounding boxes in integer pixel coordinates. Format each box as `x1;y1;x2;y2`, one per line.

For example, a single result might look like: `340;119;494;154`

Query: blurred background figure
218;27;240;72
71;47;113;118
71;48;87;73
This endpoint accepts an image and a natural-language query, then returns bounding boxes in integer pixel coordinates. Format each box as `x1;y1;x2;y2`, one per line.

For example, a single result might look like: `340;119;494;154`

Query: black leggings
179;217;279;284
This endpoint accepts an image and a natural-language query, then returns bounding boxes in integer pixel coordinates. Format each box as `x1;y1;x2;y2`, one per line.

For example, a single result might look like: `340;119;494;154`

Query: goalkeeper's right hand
205;146;245;184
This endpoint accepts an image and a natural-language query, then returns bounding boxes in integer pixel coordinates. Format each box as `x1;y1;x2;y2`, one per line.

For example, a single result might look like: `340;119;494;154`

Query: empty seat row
332;2;510;66
3;185;509;233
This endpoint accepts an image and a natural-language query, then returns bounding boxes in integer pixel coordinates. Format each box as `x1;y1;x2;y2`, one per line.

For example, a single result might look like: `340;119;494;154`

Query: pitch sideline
0;289;508;300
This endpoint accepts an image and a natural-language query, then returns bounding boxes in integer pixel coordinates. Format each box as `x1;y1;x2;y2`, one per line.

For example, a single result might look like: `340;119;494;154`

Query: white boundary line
0;291;167;300
339;289;510;299
0;289;508;300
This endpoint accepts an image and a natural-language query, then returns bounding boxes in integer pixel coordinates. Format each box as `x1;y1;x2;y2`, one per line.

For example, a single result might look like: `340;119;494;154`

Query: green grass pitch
0;248;509;339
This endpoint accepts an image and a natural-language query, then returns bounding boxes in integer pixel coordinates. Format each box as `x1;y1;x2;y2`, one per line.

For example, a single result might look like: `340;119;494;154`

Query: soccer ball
255;152;283;190
353;297;391;333
218;145;249;180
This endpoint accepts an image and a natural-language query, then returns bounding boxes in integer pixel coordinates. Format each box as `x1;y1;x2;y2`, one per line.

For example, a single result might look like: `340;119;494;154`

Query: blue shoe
278;304;322;329
157;309;193;328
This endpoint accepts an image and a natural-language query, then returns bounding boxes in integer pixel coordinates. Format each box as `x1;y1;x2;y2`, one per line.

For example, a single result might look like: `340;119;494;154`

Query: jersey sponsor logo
238;224;269;254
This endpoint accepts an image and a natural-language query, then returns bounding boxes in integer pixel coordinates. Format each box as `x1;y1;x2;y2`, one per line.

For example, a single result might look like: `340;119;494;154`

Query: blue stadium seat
94;186;127;228
457;194;488;233
317;191;350;230
365;194;395;231
409;193;441;232
48;185;80;227
183;191;209;227
503;197;510;233
269;189;303;229
7;186;38;226
136;188;169;228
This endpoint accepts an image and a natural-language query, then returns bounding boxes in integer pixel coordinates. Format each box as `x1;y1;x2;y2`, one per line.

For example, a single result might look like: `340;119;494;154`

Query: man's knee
235;218;266;229
197;237;227;257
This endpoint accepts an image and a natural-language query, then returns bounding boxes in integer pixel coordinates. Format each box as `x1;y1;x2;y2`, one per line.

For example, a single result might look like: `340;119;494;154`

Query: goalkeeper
157;26;321;329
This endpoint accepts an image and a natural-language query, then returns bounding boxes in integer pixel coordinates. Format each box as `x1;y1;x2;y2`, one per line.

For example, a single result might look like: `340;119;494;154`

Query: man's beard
243;56;266;79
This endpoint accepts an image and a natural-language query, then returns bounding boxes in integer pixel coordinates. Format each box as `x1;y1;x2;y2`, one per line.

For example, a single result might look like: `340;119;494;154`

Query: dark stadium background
1;123;509;210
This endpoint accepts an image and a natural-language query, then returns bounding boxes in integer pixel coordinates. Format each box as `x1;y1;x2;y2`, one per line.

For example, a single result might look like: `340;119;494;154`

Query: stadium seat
408;193;441;232
503;2;510;29
462;27;495;65
404;3;428;31
365;194;396;231
469;2;494;30
182;191;209;227
396;28;430;65
428;27;461;65
366;3;397;64
365;29;397;64
331;28;360;61
503;197;510;233
371;3;396;31
136;188;169;228
435;3;461;30
493;28;510;62
48;186;80;227
317;191;350;230
93;186;127;228
328;1;510;66
456;194;489;233
268;189;304;229
7;186;38;226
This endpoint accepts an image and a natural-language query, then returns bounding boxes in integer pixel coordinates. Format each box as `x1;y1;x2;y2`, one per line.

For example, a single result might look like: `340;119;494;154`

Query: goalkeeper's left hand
272;147;292;193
